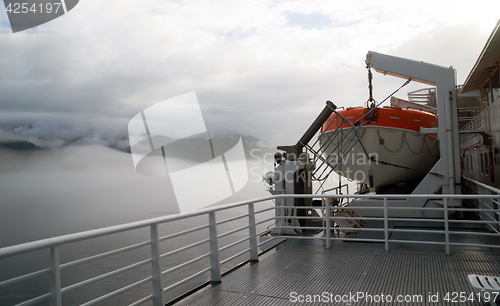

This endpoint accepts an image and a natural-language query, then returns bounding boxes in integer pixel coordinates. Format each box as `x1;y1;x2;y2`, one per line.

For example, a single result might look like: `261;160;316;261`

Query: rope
425;137;439;158
312;120;368;181
369;156;442;177
405;133;425;155
354;77;411;126
377;129;404;153
376;129;427;155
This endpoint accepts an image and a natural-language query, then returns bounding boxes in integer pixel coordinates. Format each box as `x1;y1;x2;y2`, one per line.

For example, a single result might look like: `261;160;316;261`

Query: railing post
325;199;331;249
489;189;496;232
248;203;259;262
383;197;389;252
444;198;450;255
50;246;61;306
150;224;164;306
492;195;499;232
208;212;221;284
479;185;487;229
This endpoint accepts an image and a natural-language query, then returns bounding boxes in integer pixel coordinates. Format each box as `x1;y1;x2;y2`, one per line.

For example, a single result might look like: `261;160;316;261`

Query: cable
404;133;425;155
377;129;434;156
369;156;442;177
356;77;412;125
425;137;439;158
377;129;404;153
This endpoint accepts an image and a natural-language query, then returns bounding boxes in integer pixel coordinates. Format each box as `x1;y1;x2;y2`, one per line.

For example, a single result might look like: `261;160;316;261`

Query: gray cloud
0;112;130;149
385;23;490;84
0;1;497;151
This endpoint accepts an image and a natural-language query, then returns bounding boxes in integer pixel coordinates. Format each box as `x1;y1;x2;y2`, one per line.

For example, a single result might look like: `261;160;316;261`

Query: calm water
0;146;275;305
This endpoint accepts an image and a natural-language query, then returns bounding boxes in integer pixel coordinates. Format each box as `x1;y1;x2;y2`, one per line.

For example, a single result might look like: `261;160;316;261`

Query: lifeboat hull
318;107;439;191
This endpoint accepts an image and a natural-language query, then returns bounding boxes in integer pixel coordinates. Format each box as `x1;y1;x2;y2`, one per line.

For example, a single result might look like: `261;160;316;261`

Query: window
481;153;485;175
485;152;489;176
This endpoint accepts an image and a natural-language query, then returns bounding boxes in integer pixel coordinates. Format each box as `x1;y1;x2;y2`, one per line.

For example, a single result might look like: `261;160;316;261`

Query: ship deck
178;232;500;306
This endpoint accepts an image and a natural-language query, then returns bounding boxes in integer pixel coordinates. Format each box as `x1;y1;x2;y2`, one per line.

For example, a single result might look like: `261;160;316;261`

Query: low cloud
0;112;130;150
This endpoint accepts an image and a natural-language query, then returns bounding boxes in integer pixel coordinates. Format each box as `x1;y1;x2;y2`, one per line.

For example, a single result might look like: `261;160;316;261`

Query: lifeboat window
389;116;400;119
413;119;421;122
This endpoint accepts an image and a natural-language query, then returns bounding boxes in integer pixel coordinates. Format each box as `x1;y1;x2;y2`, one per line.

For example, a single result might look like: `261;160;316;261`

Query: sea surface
0;145;276;305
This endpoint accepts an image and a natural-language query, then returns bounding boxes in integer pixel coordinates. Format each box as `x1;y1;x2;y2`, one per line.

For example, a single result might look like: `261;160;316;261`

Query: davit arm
365;51;461;195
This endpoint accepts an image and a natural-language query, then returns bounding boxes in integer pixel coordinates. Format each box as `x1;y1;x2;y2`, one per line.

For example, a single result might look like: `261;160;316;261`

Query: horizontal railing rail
463;177;500;233
1;188;500;306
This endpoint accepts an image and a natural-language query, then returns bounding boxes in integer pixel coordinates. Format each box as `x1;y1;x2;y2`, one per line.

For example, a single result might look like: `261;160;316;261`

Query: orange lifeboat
318;107;439;191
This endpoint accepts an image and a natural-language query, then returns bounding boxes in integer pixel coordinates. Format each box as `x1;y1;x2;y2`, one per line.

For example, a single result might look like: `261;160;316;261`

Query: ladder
302;108;367;190
324;198;366;233
334;209;367;233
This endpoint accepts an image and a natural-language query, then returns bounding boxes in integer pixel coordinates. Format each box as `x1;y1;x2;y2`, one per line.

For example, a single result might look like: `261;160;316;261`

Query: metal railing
460;113;488;133
1;185;500;305
321;183;352;207
0;198;276;306
463;177;500;233
408;87;436;107
272;190;500;256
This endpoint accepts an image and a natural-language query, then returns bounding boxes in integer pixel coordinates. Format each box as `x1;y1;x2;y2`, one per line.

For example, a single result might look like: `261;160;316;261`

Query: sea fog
0;143;278;243
0;143;278;305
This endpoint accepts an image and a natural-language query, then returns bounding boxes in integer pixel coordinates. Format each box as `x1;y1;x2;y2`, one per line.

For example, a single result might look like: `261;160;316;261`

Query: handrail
463;176;500;194
61;259;152;293
159;224;209;242
61;240;151;270
1;190;500;306
0;195;275;259
4;193;497;259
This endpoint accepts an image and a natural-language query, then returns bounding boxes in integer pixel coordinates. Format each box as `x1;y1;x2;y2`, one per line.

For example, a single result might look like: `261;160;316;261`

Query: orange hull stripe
321;107;438;133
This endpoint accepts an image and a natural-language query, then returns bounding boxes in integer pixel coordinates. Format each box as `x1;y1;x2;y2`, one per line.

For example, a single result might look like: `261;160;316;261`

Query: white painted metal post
487;189;493;231
444;198;450;255
445;91;456;195
50;246;61;306
150;224;164;306
479;185;487;230
208;212;221;284
494;190;500;232
384;197;389;252
325;200;331;249
450;87;462;192
248;203;259;262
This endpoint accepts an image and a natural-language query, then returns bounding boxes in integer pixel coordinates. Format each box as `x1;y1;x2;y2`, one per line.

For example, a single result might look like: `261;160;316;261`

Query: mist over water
0;144;277;305
0;145;176;247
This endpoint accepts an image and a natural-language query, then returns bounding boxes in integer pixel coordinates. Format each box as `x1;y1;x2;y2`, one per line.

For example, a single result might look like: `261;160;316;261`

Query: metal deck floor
179;240;500;306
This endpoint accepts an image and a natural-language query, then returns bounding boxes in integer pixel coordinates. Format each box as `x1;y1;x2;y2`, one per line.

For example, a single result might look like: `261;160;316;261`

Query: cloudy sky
0;0;499;149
